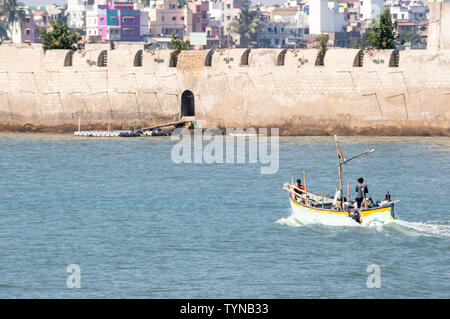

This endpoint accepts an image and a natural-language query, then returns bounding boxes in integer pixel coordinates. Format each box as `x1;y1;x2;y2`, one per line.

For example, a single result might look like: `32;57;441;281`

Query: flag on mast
335;135;345;162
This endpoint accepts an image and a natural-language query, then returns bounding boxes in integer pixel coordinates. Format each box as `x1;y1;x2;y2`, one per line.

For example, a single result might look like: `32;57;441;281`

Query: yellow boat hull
289;197;396;227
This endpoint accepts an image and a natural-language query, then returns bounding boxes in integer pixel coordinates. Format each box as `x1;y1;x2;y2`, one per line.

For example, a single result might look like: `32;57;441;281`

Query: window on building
196;5;200;11
172;16;176;21
181;16;184;21
25;18;30;23
123;28;135;35
227;16;230;20
227;4;230;9
25;29;30;35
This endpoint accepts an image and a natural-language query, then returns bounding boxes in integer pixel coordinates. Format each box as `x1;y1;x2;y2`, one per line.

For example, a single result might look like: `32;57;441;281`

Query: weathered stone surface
0;2;449;135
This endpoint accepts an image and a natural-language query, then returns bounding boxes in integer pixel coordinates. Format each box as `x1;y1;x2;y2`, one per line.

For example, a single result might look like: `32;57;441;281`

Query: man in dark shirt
355;177;368;208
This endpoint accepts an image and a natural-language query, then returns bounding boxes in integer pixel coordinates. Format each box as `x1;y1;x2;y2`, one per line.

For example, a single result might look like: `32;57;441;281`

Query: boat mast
334;135;375;208
335;135;344;208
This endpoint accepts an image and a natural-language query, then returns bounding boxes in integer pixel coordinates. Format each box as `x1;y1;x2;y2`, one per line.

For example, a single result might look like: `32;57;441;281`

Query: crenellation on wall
284;49;317;69
0;42;449;134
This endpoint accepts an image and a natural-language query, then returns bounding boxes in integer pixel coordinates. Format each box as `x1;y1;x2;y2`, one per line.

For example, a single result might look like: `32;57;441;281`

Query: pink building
188;1;209;33
97;1;141;41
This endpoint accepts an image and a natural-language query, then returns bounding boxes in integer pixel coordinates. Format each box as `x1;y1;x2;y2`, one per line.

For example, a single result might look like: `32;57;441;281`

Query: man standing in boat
355;177;368;208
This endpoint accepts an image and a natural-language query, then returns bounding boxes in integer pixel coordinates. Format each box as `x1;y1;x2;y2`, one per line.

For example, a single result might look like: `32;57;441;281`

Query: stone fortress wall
0;2;449;135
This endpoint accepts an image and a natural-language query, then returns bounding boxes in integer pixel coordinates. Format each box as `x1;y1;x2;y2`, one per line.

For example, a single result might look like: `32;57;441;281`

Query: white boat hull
289;197;396;227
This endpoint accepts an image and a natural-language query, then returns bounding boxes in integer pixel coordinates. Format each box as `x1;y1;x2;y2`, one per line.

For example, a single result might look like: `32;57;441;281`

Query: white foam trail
390;220;450;237
276;215;304;227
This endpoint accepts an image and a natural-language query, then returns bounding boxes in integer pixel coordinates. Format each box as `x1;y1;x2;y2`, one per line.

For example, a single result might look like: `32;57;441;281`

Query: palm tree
229;9;264;48
0;22;8;41
0;0;27;41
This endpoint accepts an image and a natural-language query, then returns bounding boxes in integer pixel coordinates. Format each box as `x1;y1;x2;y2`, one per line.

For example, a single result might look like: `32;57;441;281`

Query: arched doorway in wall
181;90;195;117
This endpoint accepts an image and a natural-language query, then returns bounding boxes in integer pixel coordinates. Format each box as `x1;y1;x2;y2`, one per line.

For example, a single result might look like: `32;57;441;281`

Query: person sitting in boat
362;197;374;209
295;179;305;193
378;193;391;207
355;177;368;208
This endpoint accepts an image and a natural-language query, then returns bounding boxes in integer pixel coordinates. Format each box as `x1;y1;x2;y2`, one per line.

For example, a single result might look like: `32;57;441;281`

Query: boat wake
276;214;450;238
276;215;306;227
386;220;450;238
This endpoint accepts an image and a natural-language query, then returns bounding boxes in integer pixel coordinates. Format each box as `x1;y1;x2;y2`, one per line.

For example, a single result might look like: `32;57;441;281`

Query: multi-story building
86;4;100;37
208;0;240;37
256;19;291;48
389;2;429;37
14;11;51;43
86;1;147;41
98;1;141;41
144;0;193;36
67;0;87;30
361;0;385;21
309;0;347;34
189;1;210;32
271;5;309;38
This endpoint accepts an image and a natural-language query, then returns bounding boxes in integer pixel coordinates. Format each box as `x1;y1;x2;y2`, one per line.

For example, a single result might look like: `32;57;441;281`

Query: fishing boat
283;136;399;227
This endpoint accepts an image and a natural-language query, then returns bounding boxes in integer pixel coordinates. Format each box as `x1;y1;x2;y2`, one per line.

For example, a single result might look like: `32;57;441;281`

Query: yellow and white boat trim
289;196;396;227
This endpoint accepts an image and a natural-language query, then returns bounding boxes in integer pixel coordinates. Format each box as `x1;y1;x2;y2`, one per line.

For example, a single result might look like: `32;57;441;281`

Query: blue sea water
0;133;448;298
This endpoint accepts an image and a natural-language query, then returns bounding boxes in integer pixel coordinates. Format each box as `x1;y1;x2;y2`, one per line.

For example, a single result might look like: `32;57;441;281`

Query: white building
67;0;87;29
308;0;347;34
140;11;150;38
360;0;385;21
208;0;240;36
86;4;99;37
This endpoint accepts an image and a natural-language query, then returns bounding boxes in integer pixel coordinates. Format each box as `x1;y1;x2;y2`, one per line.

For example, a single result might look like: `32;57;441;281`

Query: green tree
229;9;264;48
0;0;27;36
314;33;329;65
170;32;190;53
315;33;328;56
362;9;398;49
169;33;190;67
39;20;81;50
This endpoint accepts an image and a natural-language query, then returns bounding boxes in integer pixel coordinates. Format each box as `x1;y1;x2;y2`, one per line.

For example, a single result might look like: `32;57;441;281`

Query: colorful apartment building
98;1;141;41
86;1;147;41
